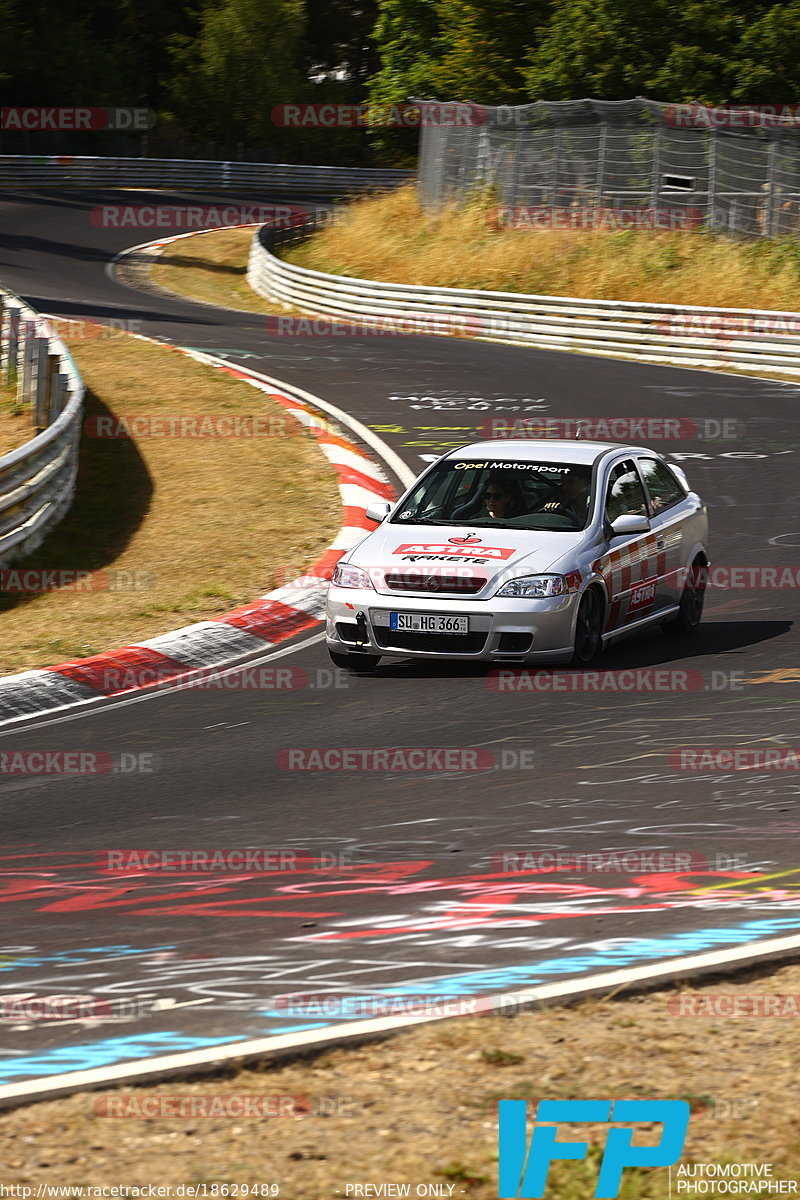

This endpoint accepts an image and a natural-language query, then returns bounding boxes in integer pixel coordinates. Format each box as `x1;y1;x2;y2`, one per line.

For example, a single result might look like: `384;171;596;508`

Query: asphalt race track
0;188;798;1094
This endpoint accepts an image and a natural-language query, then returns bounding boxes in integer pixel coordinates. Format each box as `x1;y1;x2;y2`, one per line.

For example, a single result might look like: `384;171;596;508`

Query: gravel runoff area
1;957;799;1198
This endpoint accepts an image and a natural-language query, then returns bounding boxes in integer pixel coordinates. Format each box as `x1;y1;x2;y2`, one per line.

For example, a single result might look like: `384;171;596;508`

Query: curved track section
0;189;798;1099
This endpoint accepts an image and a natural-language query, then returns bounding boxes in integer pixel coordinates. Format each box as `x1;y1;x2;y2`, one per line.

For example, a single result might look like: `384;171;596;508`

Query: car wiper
392;517;473;526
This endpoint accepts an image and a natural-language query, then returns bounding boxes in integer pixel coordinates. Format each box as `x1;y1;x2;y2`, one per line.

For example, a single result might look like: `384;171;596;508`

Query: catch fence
417;97;800;237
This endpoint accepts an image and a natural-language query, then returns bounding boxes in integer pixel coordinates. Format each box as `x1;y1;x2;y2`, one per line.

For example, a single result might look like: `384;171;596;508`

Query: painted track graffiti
1;847;799;1082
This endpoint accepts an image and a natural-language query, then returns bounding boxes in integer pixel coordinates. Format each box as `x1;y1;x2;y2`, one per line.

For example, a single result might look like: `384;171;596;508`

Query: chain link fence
417;97;800;237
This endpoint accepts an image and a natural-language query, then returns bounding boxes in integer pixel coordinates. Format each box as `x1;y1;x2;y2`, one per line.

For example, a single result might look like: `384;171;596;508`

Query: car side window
605;460;648;523
638;457;685;514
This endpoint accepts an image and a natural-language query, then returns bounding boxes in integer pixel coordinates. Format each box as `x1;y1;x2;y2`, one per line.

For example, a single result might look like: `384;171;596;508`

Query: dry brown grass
285;186;800;311
149;228;280;313
0;380;36;453
0;328;340;674
1;958;799;1196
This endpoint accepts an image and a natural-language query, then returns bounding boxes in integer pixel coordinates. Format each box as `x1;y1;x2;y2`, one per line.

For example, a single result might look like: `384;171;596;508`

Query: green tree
734;0;800;102
367;0;443;107
168;0;306;146
368;0;550;106
434;0;549;103
0;0;127;105
525;0;770;104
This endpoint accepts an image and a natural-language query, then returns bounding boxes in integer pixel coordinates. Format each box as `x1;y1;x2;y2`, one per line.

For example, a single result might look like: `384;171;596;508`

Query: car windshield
391;459;594;531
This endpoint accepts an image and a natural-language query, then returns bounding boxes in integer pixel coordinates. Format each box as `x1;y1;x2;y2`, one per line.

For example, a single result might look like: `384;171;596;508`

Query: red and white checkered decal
592;532;667;630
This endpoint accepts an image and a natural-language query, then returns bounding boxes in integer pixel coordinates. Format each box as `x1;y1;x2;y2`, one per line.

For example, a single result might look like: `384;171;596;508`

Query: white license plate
389;612;469;634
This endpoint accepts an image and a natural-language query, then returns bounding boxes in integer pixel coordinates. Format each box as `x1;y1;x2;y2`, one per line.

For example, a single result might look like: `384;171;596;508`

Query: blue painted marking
261;916;800;1015
5;917;799;1084
369;916;800;996
0;946;175;971
0;1032;239;1081
256;1021;331;1033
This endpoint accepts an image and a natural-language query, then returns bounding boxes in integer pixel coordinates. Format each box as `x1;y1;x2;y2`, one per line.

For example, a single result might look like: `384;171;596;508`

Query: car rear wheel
328;648;381;673
663;557;706;635
571;588;603;666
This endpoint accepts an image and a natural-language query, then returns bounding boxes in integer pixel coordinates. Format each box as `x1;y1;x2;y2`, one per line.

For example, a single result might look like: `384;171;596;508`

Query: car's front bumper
325;586;579;663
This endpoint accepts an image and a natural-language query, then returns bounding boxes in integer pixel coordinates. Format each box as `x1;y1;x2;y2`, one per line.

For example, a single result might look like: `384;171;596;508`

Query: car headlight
496;574;568;598
331;562;375;590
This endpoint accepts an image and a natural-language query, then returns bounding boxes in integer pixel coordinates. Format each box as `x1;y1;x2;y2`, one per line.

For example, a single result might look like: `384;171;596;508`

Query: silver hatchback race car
325;439;709;671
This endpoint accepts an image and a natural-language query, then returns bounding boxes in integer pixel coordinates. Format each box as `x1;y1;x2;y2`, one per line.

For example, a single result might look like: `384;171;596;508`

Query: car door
636;455;692;609
594;458;660;631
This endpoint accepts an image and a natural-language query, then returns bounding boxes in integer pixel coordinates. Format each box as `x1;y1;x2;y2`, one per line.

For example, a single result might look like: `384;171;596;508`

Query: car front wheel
571;588;604;666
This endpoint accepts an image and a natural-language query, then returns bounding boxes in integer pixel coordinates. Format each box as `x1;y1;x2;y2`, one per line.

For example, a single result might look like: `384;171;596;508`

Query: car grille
384;573;486;596
373;629;488;654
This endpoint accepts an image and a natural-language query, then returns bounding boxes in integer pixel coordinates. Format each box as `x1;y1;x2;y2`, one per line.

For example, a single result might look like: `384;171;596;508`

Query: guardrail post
18;319;35;411
551;125;562;207
0;285;85;566
765;138;778;238
651;122;662;211
708;129;717;231
44;351;61;426
595;122;607;208
30;335;49;430
1;303;20;387
49;371;68;423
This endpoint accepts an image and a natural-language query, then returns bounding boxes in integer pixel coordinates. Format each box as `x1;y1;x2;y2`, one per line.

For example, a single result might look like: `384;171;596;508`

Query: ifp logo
498;1099;689;1198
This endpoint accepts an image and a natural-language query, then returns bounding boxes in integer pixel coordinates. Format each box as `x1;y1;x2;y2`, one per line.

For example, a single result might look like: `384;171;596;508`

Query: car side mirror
610;513;651;536
365;500;392;523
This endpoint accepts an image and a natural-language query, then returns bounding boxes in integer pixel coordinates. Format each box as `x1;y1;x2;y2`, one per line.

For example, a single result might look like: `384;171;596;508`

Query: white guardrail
0;156;412;196
248;222;800;376
0;291;84;565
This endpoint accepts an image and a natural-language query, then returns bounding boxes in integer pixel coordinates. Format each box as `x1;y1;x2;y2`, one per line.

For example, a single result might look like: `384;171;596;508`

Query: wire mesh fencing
416;97;800;237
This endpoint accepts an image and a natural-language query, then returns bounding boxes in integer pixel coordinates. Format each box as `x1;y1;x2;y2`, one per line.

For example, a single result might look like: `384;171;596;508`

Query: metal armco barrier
0;156;411;196
248;222;800;376
0;290;84;565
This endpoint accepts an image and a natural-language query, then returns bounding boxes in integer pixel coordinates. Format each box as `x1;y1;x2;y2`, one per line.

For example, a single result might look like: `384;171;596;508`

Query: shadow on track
0;387;152;614
341;618;793;680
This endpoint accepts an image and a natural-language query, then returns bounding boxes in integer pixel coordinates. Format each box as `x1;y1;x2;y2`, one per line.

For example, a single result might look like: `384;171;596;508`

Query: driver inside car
483;473;526;519
538;468;591;522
